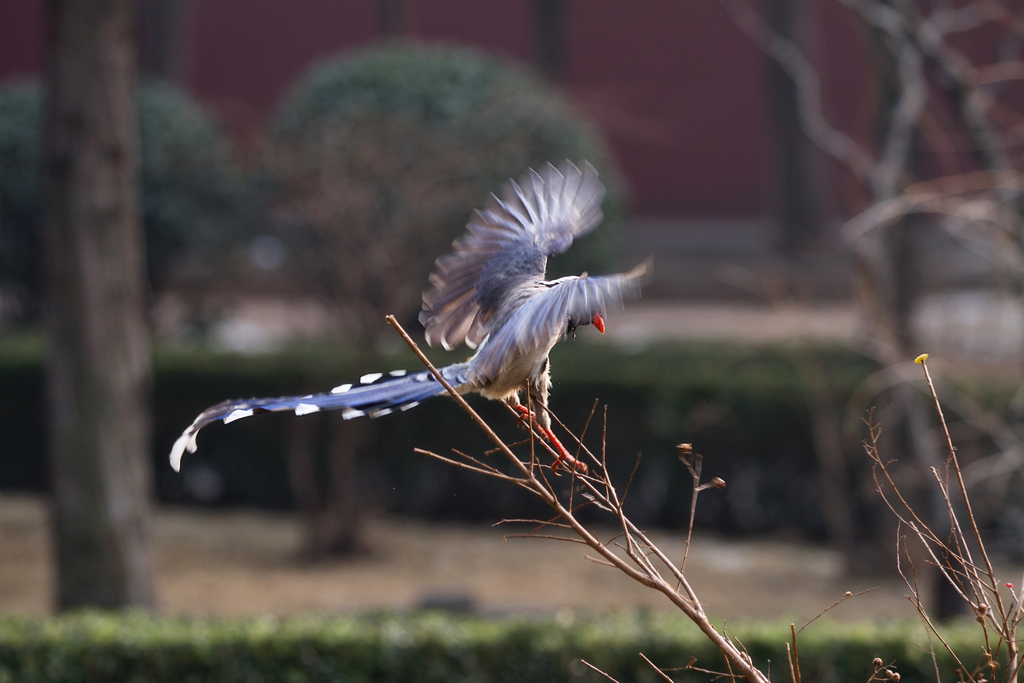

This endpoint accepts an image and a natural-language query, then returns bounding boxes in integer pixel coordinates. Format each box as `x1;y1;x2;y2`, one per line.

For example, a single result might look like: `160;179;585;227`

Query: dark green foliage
0;611;985;682
136;81;246;287
0;334;883;535
0;82;44;315
0;80;244;318
266;42;624;341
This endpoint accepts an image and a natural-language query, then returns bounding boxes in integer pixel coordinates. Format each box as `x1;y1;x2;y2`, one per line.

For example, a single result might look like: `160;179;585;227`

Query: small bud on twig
676;443;693;455
695;476;727;492
873;658;884;668
914;354;929;364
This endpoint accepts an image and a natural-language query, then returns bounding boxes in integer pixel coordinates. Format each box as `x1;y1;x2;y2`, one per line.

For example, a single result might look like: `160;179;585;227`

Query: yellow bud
914;354;929;364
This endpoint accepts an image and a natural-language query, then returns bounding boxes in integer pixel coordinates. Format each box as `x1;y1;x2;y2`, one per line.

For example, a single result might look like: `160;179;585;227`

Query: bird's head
566;313;605;340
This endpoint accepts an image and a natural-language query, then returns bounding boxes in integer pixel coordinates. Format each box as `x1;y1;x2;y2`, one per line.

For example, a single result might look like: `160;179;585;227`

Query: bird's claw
513;405;586;474
513;404;536;428
541;427;588;475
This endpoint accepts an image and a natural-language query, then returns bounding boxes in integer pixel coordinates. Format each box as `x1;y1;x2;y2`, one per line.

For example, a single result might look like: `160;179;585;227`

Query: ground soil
1;492;966;624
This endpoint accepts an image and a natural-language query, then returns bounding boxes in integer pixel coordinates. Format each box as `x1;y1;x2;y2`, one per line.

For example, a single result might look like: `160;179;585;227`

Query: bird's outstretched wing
419;160;606;351
469;261;648;383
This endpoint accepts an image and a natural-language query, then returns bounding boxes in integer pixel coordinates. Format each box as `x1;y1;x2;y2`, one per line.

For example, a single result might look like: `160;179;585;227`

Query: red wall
0;0;793;217
565;1;765;214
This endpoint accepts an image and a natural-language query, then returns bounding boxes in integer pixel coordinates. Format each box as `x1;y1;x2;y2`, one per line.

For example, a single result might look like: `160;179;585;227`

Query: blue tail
170;362;469;471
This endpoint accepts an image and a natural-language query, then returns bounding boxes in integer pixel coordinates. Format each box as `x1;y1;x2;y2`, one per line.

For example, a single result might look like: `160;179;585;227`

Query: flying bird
170;161;648;474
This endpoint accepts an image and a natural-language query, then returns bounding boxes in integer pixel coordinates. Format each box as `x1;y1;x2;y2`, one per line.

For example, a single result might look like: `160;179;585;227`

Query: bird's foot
541;427;588;475
513;404;536;428
512;405;586;474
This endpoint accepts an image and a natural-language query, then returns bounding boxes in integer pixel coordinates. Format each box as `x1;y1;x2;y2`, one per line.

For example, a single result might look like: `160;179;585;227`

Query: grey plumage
170;161;647;472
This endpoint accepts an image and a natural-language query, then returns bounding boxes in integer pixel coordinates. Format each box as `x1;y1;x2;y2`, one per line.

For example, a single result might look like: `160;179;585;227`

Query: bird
169;160;648;474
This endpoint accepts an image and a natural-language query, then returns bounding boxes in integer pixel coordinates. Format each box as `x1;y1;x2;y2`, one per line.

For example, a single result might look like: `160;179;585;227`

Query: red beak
591;313;605;334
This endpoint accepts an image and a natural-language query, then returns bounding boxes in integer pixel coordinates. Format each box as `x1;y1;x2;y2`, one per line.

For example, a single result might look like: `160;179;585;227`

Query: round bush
0;82;44;318
136;81;246;286
266;42;625;341
0;79;245;321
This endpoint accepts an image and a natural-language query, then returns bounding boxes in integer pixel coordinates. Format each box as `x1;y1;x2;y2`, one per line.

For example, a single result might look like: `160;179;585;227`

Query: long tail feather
170;363;469;472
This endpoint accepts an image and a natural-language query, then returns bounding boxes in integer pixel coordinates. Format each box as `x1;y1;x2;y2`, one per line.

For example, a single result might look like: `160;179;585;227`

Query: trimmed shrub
136;81;247;287
0;82;43;319
265;42;624;341
0;611;984;683
0;333;883;536
0;79;245;320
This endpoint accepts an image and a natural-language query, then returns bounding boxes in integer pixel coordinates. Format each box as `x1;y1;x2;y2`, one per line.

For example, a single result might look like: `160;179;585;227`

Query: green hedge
0;334;884;535
0;611;986;682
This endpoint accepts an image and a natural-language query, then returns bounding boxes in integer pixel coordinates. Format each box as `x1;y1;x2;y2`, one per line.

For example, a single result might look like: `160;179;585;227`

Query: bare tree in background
41;0;155;608
726;0;1024;360
724;0;1024;617
765;0;825;261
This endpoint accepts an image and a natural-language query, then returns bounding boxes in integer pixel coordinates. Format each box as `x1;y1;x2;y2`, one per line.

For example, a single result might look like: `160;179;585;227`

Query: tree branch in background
863;356;1024;682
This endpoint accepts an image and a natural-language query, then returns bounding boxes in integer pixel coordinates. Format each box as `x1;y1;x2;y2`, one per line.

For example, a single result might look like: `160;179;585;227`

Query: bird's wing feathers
419;161;605;351
470;262;647;382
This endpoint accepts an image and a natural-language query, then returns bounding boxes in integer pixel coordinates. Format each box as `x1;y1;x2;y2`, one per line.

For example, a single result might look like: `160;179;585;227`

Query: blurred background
3;0;1024;622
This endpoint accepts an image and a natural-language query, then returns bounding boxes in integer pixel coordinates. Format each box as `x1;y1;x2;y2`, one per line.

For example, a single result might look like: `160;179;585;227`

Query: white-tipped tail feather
168;363;469;470
169;429;198;473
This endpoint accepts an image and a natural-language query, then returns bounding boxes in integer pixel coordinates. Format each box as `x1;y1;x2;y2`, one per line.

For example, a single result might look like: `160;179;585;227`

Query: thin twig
639;652;677;683
789;623;802;683
797;588;877;636
920;357;1004;615
580;659;622;682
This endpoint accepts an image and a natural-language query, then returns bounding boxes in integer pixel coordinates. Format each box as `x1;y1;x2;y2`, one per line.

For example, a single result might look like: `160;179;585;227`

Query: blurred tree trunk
288;415;366;557
766;0;822;258
139;0;183;79
41;0;155;609
532;0;567;81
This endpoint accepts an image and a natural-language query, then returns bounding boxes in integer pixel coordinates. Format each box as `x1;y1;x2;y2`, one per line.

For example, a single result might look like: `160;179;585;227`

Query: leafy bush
136;81;247;287
0;611;977;683
0;79;245;320
0;82;43;318
0;334;884;536
265;42;624;341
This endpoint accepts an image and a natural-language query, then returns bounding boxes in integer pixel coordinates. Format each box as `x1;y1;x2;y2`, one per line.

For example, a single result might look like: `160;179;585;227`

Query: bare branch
719;0;878;181
580;659;623;683
640;652;677;683
386;314;770;682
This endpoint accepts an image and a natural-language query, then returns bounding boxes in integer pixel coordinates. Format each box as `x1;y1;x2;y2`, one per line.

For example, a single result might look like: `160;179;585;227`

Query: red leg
513;404;535;427
513;405;586;474
541;427;587;474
